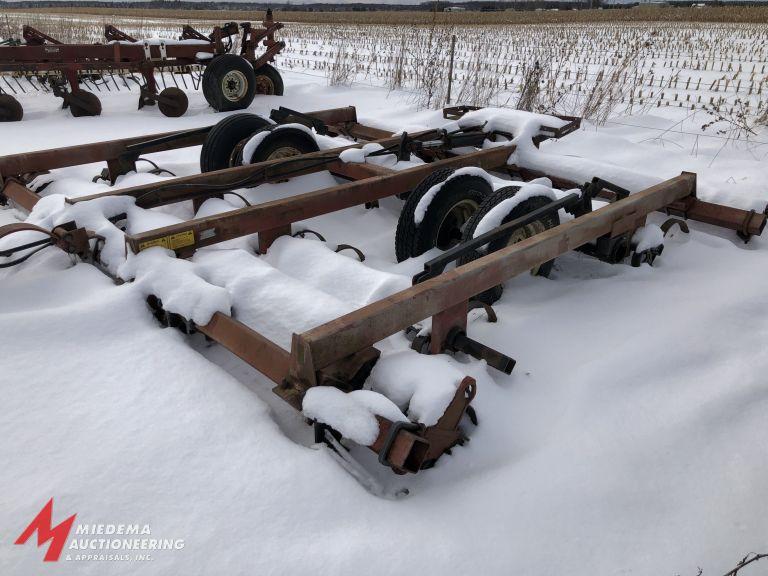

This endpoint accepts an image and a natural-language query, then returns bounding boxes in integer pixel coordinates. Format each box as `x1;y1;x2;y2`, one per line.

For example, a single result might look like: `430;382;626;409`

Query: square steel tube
293;173;697;376
125;145;515;255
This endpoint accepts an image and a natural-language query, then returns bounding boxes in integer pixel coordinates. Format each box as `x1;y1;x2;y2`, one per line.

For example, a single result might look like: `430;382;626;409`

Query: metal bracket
269;106;329;136
377;420;422;469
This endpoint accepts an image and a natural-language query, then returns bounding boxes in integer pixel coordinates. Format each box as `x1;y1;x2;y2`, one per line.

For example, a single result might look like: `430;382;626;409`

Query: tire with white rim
202;55;257;112
457;185;560;304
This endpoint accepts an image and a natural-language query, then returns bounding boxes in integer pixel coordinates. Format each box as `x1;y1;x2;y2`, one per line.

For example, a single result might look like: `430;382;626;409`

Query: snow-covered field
3;14;768;122
2;64;768;576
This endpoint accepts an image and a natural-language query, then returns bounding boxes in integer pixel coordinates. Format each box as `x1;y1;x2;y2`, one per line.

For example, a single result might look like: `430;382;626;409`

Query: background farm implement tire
203;55;257;112
0;94;23;122
253;64;284;96
157;87;189;118
395;168;492;262
200;113;271;173
68;90;102;118
458;186;561;304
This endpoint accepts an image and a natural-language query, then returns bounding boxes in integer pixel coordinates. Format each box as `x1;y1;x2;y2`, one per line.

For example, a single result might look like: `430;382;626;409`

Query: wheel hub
267;146;302;161
505;220;548;274
221;70;248;102
436;198;479;250
255;74;275;95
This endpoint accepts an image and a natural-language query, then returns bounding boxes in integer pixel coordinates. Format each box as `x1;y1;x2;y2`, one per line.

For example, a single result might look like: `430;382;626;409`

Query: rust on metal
196;312;291;385
125;145;514;255
68;130;439;209
0;12;285;118
0;129;209;181
292;173;697;376
510;164;766;239
2;103;765;476
0;179;40;212
429;301;468;355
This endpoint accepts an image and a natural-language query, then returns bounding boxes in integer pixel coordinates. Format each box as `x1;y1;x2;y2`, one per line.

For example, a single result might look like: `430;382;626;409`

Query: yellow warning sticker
167;230;195;250
138;237;169;251
137;230;195;252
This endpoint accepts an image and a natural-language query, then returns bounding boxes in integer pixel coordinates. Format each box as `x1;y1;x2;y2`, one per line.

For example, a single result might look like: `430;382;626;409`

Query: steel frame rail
1;106;763;474
509;165;766;241
0;107;368;188
191;173;698;472
125;145;514;255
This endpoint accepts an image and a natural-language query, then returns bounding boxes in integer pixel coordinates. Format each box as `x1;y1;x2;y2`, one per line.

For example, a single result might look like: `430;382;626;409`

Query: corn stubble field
3;8;768;135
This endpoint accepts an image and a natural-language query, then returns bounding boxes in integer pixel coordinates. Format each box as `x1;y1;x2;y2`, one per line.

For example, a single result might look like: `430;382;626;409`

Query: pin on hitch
406;324;516;375
445;327;516;374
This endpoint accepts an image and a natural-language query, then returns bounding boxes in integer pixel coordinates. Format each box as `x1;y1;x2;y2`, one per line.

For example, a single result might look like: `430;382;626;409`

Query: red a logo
14;499;76;562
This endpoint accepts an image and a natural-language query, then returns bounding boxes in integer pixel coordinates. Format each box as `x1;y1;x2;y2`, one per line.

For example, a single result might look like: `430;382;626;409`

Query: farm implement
0;10;285;121
1;105;765;486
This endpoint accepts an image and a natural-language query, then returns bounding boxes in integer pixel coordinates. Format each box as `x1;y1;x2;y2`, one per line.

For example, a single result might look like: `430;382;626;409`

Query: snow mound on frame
472;178;558;240
632;224;665;252
457;107;569;146
241;123;316;165
458;108;660;194
369;350;465;426
263;236;411;310
193;248;354;351
413;167;495;226
302;387;408;446
119;247;231;326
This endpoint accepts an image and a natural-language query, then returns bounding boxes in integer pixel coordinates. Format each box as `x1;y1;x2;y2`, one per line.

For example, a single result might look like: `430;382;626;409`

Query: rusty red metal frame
190;173;699;473
0;106;372;189
509;165;767;241
0;11;284;112
125;145;514;255
1;106;764;474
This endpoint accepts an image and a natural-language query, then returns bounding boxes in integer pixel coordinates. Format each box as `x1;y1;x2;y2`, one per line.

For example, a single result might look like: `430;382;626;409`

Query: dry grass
5;6;768;26
2;7;767;126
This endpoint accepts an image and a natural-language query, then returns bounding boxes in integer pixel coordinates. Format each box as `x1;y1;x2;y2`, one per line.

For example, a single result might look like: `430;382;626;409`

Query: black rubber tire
69;90;101;117
202;54;257;112
395;168;492;262
243;127;318;164
458;186;561;304
200;113;271;173
253;63;284;96
158;87;188;118
0;94;23;122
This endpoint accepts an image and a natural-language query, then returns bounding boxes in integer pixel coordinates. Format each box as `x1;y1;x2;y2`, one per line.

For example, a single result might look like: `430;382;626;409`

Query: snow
472;181;559;239
458;107;569;145
241;123;316;165
263;236;410;309
413;166;496;225
192;248;354;350
118;247;231;326
302;387;408;446
338;142;400;167
2;68;768;576
632;223;666;252
369;350;466;426
26;194;134;275
339;147;366;164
